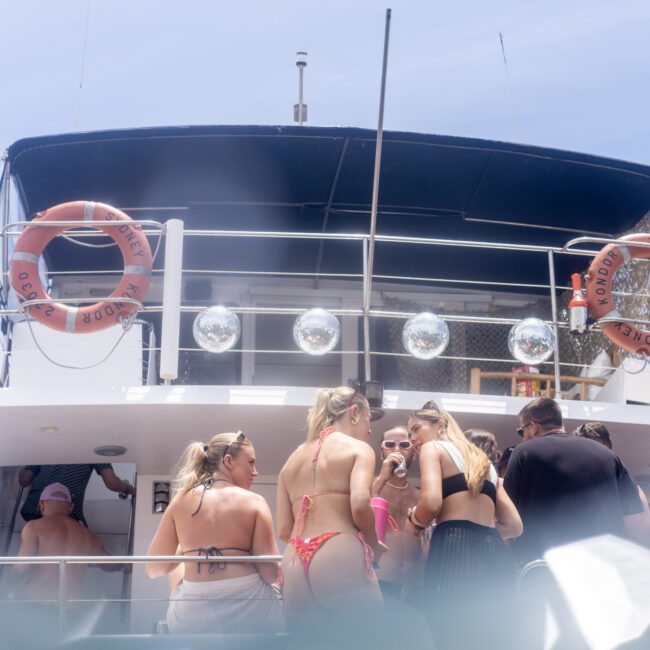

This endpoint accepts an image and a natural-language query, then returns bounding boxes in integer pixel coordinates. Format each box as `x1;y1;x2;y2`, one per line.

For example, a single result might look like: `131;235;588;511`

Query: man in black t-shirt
18;464;136;526
504;397;643;565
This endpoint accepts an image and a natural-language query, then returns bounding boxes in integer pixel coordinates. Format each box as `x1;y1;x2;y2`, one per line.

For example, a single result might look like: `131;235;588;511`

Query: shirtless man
11;483;105;604
7;483;107;644
372;426;426;603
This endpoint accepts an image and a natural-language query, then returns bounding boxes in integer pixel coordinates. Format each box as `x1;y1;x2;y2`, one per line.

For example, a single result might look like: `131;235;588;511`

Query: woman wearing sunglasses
146;432;283;634
406;403;522;650
277;386;386;628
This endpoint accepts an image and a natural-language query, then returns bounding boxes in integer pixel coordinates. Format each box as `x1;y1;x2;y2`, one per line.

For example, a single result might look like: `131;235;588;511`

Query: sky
1;0;649;164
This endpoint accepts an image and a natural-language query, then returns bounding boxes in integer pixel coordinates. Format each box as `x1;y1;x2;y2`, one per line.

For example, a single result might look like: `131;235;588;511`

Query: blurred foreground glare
544;535;650;650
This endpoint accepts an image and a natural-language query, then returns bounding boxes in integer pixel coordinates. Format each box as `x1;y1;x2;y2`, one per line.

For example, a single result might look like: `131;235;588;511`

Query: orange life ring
585;233;650;356
10;201;153;333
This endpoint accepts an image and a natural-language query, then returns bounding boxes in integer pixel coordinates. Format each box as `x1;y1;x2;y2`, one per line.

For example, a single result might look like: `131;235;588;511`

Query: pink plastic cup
371;496;390;543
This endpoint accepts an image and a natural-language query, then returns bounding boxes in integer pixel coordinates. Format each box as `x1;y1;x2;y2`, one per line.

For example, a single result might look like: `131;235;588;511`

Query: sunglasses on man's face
517;422;535;437
381;440;413;450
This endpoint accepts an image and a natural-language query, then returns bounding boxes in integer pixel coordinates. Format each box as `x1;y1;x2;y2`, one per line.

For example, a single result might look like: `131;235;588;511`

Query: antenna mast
294;52;308;125
499;32;521;143
363;8;392;381
75;0;92;130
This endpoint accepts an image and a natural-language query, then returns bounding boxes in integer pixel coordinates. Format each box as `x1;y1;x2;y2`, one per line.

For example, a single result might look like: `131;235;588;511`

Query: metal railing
0;554;282;632
119;487;137;623
517;559;548;588
0;485;23;560
0;553;542;636
0;492;139;617
1;218;648;389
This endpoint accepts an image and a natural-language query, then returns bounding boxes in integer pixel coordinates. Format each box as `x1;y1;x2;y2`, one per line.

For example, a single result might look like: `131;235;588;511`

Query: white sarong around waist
166;572;284;634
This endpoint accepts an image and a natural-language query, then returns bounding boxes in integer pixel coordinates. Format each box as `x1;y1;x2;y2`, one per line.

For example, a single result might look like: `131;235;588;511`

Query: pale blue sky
1;0;649;164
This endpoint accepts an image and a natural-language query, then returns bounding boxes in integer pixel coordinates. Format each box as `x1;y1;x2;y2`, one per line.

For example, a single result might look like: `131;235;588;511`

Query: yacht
1;124;649;647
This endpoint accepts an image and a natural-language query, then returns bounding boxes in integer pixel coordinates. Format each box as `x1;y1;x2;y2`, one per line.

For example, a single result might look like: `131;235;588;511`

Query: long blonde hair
306;386;369;441
413;406;491;497
173;432;250;494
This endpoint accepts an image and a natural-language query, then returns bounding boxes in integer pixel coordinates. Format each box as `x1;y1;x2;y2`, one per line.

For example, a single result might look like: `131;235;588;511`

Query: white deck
1;385;649;476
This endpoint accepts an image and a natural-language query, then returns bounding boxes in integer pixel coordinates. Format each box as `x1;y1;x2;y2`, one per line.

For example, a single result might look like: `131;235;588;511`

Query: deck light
153;481;171;514
94;445;127;457
364;380;384;408
347;379;385;421
293;308;340;355
193;306;241;353
508;318;555;365
402;312;450;360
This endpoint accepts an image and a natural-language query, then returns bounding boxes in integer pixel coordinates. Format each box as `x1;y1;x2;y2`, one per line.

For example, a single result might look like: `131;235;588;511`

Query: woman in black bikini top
146;432;283;634
406;403;522;650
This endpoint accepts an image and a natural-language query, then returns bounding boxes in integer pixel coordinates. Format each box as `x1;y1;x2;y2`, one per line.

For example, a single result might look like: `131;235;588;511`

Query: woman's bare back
435;443;497;527
172;485;261;581
280;432;363;537
279;430;384;621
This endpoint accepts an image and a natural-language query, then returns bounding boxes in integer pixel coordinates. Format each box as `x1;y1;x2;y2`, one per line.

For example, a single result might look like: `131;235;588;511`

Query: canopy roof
5;125;650;287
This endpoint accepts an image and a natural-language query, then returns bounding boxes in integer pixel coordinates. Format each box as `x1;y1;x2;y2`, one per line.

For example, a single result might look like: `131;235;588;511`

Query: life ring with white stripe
585;233;650;355
10;201;153;333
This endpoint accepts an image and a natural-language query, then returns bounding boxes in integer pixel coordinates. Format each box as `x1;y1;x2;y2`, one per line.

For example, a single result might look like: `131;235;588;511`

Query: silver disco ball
508;318;555;365
293;308;340;355
402;312;450;360
193;306;241;353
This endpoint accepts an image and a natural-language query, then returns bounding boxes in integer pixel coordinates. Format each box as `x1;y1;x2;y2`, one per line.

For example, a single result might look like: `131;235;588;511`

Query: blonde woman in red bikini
277;386;386;627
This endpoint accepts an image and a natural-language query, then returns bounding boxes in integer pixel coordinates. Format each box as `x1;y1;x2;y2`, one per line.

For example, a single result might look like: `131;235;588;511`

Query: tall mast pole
363;8;392;381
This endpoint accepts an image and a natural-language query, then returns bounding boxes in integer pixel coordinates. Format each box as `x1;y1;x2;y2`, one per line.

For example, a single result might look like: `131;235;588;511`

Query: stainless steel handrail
598;316;650;327
0;159;11;306
0;485;24;570
3;221;649;391
2;301;644;328
0;554;540;617
0;554;281;565
119;488;137;623
0;554;281;632
5;224;648;260
22;268;365;278
22;303;565;325
0;316;11;387
547;251;562;398
18;296;144;311
516;559;548;591
6;344;599;366
6;268;648;298
1;219;164;236
182;229;368;241
563;236;650;252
